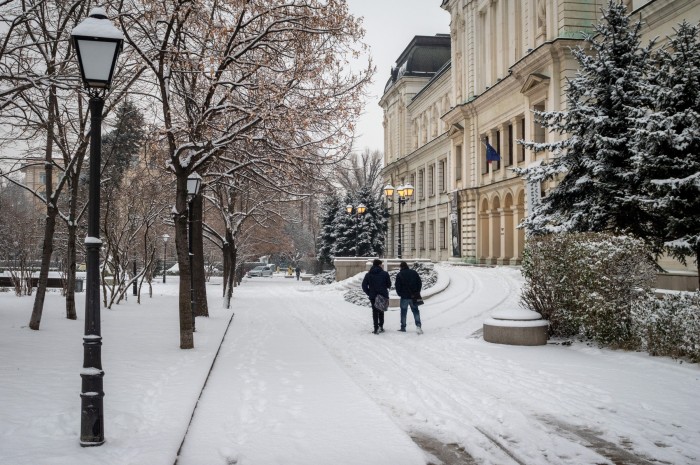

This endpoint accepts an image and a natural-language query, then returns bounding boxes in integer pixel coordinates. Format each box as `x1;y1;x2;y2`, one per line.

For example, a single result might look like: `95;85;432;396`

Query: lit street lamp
345;203;367;256
71;6;123;447
162;233;170;283
384;183;414;259
187;173;202;331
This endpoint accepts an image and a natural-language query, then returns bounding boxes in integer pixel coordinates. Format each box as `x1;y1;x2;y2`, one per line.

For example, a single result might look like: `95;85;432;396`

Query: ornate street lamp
187;173;202;330
346;204;367;256
71;6;123;447
384;183;414;259
162;233;170;283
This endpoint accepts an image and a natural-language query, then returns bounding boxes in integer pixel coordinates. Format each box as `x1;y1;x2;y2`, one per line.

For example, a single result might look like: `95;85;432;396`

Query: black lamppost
71;6;123;447
132;259;137;296
187;173;202;331
345;203;367;256
384;183;414;259
162;233;170;283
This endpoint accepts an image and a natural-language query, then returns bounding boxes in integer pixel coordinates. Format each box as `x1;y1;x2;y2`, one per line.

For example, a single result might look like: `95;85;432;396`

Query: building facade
381;0;700;265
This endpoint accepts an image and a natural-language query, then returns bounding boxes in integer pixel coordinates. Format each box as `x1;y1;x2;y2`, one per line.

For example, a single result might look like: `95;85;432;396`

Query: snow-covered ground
1;265;698;465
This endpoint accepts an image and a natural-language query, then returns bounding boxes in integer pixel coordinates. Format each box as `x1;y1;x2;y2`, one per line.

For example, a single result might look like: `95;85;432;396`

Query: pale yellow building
381;0;699;274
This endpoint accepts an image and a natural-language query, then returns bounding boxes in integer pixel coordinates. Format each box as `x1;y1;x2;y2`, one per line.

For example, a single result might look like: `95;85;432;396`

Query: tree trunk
175;174;194;349
29;86;57;331
192;193;208;317
223;232;235;309
28;210;58;330
222;240;231;298
64;174;80;320
65;221;78;319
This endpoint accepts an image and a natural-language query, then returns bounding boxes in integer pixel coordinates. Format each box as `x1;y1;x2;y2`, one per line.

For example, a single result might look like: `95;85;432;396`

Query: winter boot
416;326;423;335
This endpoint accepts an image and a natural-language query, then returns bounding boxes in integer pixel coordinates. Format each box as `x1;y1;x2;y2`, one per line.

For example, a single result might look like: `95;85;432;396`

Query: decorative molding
520;73;550;96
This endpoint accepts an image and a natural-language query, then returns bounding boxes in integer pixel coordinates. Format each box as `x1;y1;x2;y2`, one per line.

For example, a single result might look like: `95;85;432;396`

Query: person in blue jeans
394;261;423;334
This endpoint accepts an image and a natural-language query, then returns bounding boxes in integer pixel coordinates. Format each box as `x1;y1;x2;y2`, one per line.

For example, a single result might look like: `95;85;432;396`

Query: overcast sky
345;0;450;153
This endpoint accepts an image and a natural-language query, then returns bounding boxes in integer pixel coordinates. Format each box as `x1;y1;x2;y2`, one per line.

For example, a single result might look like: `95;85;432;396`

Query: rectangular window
534;103;546;144
482;136;489;174
439;218;447;249
455;145;462;181
439;159;446;192
507;124;514;166
428;165;435;196
428;220;435;250
519;117;526;162
495;130;501;171
418;169;424;199
409;173;416;204
410;223;416;250
39;172;47;184
419;222;425;249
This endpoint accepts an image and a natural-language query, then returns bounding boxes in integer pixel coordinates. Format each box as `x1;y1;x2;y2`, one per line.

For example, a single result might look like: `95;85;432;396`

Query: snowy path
178;265;699;465
176;277;426;465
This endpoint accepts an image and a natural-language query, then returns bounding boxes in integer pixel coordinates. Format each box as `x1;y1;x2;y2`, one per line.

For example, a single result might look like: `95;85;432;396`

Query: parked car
247;265;274;277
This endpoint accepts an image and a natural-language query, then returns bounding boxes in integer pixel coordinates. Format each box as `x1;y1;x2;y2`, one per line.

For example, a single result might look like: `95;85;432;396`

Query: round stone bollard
483;309;549;346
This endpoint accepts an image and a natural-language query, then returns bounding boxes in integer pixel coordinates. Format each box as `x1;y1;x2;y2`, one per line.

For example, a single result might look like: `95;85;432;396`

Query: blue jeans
399;297;421;329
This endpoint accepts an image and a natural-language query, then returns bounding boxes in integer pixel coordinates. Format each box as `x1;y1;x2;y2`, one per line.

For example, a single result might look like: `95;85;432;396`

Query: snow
490;308;543;320
483;317;549;328
71;8;124;40
1;265;698;465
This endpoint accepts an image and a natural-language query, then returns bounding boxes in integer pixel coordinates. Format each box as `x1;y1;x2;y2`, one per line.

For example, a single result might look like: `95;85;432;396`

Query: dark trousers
370;297;384;330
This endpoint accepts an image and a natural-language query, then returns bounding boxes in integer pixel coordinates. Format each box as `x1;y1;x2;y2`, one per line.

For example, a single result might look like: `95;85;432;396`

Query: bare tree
0;1;142;329
119;0;372;348
336;148;385;198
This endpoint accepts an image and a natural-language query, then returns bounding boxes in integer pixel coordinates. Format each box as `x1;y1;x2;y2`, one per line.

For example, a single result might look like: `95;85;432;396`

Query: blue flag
485;141;501;163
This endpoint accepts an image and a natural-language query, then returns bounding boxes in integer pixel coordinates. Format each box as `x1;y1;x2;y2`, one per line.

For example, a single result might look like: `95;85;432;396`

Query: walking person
361;259;391;334
394;261;423;334
295;266;301;281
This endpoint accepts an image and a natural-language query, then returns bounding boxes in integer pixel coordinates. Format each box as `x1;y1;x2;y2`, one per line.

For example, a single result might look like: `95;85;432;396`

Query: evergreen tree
631;21;700;278
333;192;358;257
317;193;342;265
316;187;389;260
354;185;388;256
517;1;656;237
102;100;147;188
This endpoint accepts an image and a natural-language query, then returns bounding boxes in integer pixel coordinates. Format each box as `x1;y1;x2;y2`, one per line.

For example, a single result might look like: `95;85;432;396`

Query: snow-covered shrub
311;270;335;285
521;233;656;345
632;291;700;362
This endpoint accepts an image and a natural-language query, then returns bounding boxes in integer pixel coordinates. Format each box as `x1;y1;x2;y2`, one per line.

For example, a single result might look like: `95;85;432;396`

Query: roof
384;34;451;93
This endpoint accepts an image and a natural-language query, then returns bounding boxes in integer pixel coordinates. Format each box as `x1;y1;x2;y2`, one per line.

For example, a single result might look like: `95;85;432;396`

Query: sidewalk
176;278;425;465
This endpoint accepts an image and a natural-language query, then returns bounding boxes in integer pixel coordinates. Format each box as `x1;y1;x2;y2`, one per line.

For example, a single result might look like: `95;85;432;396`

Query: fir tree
517;1;656;237
102;100;147;188
333;192;358;257
317;193;342;265
354;185;388;257
631;21;700;278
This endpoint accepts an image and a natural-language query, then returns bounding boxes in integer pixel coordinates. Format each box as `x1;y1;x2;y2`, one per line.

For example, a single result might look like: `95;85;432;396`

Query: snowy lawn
1;266;698;465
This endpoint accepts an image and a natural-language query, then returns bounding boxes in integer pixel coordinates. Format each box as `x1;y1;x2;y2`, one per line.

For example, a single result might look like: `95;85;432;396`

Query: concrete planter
483;309;548;346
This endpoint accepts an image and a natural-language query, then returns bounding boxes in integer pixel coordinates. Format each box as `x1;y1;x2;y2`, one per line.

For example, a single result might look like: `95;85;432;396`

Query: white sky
345;0;450;153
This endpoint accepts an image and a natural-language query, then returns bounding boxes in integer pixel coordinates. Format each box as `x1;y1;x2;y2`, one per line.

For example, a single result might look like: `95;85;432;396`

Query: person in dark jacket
295;266;301;280
361;258;391;334
394;261;423;334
